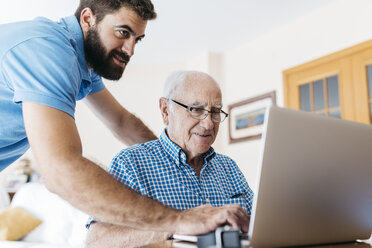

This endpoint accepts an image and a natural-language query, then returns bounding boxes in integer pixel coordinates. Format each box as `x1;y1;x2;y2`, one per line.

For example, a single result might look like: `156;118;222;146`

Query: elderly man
86;70;254;247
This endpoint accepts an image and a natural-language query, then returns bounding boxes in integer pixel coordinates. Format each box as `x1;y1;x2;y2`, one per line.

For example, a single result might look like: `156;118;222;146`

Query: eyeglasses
169;99;228;123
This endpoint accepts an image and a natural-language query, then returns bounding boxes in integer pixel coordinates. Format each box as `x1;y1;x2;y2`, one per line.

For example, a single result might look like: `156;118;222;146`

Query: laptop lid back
249;106;372;247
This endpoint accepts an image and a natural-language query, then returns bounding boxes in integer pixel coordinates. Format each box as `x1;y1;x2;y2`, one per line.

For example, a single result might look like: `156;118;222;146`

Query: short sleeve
89;71;105;95
232;161;254;214
2;37;82;118
223;157;254;214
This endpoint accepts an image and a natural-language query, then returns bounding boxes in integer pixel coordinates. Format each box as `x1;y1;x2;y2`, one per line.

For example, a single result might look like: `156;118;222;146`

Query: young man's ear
79;8;96;35
159;97;169;126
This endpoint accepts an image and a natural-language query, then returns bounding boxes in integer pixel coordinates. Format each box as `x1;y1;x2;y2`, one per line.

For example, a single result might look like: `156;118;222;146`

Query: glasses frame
169;99;228;123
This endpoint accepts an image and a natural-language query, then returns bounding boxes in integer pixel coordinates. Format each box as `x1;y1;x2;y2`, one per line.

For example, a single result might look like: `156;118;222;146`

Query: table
143;238;372;248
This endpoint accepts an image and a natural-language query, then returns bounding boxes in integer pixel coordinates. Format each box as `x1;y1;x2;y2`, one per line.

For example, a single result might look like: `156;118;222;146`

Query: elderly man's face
165;76;222;159
83;6;147;80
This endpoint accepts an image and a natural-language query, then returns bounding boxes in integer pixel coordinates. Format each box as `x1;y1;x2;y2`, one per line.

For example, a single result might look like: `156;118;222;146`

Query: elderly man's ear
159;97;169;125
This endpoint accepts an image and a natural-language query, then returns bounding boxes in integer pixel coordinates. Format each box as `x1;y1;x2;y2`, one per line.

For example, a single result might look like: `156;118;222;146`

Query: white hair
162;70;219;100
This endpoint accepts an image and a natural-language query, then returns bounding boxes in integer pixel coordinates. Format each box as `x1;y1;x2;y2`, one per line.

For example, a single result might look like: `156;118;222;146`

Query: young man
0;0;249;236
86;71;253;247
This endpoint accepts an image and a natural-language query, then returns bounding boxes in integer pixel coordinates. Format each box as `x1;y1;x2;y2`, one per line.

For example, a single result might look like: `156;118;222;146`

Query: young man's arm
86;222;171;248
22;102;250;235
83;88;157;145
86;203;251;248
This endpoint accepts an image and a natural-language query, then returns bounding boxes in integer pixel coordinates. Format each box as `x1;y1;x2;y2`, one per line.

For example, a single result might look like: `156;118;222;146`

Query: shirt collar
159;129;216;166
59;15;90;82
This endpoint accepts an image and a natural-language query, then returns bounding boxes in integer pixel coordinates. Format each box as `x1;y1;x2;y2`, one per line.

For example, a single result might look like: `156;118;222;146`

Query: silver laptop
247;106;372;247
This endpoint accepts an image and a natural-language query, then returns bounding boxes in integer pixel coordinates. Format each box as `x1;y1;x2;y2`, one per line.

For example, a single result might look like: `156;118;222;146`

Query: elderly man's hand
175;204;250;235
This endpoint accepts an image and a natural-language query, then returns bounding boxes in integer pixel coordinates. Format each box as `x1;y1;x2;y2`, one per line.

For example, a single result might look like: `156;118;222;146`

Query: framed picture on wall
228;91;276;143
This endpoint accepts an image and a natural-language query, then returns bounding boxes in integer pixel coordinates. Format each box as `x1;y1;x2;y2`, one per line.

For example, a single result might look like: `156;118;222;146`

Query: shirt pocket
224;192;251;214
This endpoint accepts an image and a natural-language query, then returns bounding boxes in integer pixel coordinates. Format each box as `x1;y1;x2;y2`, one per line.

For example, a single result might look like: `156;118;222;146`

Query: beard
84;28;130;81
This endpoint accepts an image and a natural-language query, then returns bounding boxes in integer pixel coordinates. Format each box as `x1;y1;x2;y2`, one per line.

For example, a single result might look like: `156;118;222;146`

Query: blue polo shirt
0;16;105;169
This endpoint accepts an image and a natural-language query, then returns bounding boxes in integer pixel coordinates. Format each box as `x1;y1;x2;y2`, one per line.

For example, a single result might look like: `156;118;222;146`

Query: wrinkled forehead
180;75;222;107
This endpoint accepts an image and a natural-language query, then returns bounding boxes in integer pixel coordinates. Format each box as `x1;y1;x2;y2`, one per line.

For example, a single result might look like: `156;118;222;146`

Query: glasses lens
190;108;208;119
214;112;228;123
189;107;227;123
212;113;222;122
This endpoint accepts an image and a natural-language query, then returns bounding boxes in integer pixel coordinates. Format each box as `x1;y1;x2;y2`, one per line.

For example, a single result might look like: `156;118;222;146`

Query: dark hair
74;0;157;24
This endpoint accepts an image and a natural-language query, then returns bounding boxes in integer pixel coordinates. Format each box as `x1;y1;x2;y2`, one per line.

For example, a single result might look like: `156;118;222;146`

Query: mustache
194;132;213;136
110;50;130;64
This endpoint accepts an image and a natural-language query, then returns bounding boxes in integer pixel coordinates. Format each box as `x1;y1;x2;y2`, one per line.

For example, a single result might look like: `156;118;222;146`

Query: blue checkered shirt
87;129;253;228
112;129;252;211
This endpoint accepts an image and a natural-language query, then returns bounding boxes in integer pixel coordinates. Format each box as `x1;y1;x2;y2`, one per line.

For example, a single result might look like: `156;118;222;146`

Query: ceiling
0;0;335;64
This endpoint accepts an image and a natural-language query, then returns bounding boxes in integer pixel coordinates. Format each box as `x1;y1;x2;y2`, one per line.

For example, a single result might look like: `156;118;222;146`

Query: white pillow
67;208;89;247
11;183;87;246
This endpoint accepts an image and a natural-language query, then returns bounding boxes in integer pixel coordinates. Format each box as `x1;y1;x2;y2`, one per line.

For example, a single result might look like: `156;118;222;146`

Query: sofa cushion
0;206;41;241
11;183;89;246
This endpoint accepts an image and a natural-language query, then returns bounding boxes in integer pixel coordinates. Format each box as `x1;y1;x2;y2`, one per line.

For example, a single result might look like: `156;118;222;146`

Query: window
299;76;341;118
283;39;372;124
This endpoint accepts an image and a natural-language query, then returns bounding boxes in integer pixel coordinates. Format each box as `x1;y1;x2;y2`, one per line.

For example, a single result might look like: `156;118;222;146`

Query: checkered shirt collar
159;129;216;166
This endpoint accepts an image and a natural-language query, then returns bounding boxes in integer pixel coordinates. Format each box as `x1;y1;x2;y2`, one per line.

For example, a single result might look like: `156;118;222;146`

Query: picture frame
228;91;276;143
